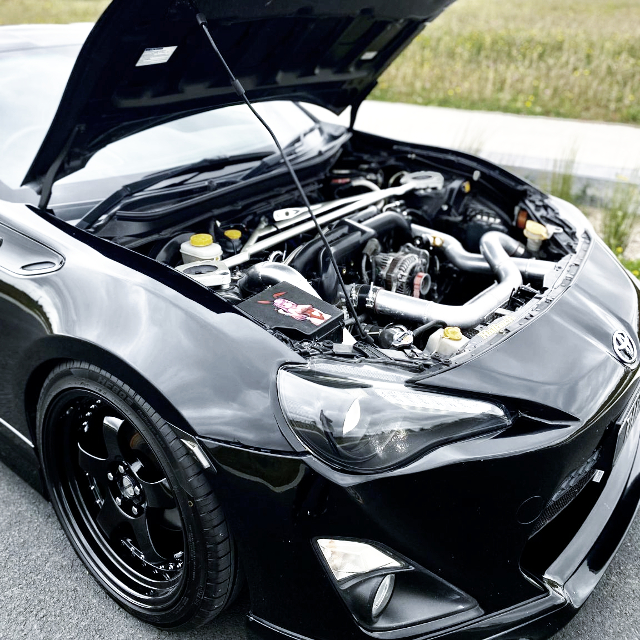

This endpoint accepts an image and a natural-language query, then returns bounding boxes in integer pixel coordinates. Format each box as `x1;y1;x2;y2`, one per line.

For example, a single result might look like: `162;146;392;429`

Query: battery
238;283;343;341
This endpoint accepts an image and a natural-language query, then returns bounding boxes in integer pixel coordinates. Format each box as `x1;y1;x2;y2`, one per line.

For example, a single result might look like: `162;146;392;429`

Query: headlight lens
278;361;510;472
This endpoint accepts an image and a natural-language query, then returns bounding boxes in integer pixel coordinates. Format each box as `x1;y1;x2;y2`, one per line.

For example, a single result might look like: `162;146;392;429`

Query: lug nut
107;472;114;481
115;497;122;506
132;506;138;515
118;465;125;474
134;487;140;496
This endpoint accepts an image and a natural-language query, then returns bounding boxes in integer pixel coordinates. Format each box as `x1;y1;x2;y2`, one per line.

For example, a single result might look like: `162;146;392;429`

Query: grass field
372;0;640;124
0;0;108;26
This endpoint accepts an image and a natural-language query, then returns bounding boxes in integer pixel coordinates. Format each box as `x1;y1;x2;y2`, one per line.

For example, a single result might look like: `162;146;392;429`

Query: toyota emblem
612;330;637;365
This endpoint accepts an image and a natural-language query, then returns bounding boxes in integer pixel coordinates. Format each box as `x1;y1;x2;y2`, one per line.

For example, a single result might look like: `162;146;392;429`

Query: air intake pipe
239;262;320;298
411;223;554;281
350;232;524;329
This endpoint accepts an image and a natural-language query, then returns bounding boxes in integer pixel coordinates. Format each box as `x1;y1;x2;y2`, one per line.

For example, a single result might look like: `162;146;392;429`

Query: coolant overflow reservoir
523;221;551;254
181;234;223;263
425;326;469;357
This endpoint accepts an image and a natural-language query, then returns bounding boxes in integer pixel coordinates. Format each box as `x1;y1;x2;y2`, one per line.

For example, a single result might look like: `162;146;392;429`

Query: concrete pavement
2;457;640;640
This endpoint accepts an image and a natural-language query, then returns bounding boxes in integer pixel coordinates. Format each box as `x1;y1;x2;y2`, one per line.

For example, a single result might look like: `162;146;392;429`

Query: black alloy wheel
37;361;236;629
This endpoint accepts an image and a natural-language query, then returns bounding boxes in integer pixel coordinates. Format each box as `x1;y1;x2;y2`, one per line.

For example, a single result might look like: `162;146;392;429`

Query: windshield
0;40;319;192
60;102;317;185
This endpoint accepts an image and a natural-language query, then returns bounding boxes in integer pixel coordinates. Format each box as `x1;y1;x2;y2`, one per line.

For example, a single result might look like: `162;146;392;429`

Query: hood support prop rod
194;9;372;343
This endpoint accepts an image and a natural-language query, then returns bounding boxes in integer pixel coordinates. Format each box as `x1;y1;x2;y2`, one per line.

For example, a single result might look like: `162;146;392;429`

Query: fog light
317;539;403;582
372;574;395;618
315;538;482;632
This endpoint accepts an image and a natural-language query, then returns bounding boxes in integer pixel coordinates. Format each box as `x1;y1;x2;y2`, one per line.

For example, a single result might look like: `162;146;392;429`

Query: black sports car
1;2;639;639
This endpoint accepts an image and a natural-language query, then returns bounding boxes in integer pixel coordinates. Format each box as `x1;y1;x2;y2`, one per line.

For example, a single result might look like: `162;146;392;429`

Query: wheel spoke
102;416;124;460
140;478;175;510
77;443;108;478
130;514;166;566
96;495;128;539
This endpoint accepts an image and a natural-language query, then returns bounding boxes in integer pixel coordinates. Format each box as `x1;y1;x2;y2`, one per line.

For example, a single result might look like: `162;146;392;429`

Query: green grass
546;151;578;203
3;0;639;124
601;183;640;256
0;0;109;25
373;0;640;124
621;259;640;276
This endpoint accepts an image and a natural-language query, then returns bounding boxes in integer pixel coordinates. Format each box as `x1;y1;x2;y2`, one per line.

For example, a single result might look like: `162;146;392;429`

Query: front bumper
199;239;640;640
245;410;640;640
199;396;640;640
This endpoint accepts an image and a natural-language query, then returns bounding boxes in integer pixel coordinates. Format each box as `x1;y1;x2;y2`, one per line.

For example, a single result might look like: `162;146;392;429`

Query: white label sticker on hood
136;46;177;67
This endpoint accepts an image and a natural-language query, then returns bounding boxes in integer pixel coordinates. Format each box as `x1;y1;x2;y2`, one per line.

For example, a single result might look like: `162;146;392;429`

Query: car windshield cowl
75;151;273;232
76;119;342;232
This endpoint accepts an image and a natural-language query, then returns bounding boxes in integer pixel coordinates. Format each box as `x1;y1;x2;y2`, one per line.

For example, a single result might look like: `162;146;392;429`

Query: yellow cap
523;220;549;241
224;229;242;240
462;181;471;193
443;326;463;341
190;233;214;247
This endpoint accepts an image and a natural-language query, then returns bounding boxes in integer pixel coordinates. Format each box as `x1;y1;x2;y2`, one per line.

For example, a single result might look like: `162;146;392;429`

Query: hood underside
24;0;455;193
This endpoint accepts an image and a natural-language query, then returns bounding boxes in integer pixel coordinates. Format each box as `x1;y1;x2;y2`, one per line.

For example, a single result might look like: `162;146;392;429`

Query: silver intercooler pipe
351;232;524;328
411;223;554;281
240;262;321;298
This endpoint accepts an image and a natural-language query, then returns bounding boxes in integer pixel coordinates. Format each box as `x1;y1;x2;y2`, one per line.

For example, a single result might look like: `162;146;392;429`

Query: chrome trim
612;330;637;365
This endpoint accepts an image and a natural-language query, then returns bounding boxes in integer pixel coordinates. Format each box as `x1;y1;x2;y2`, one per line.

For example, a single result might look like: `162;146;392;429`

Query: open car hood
24;0;455;196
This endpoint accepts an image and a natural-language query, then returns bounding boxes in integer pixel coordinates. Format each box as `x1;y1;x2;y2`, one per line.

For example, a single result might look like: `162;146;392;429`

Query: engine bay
102;138;578;363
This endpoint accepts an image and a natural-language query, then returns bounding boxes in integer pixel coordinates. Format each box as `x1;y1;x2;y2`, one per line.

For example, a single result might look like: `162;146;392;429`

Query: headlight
278;360;510;472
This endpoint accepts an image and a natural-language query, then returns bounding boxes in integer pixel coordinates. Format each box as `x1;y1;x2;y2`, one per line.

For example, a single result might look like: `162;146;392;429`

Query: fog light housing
317;539;404;582
316;539;406;624
315;537;483;633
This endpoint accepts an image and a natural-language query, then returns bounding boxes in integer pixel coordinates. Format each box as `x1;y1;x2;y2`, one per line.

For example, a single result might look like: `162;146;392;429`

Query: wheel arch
22;335;196;451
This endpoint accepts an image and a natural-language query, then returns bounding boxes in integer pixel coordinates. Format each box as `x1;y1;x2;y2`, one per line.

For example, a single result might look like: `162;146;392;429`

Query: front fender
0;202;303;454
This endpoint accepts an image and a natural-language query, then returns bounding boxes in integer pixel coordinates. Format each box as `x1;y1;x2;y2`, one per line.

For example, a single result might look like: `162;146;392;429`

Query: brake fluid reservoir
180;234;223;263
425;326;469;357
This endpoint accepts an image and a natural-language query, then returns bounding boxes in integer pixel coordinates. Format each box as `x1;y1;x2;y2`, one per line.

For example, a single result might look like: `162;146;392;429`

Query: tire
36;361;236;630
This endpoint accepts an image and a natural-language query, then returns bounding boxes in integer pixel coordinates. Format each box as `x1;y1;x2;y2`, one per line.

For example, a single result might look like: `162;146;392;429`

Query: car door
0;207;63;448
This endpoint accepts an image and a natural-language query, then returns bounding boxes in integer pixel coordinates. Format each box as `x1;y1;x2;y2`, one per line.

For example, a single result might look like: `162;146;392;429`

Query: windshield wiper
75;151;270;232
241;123;324;182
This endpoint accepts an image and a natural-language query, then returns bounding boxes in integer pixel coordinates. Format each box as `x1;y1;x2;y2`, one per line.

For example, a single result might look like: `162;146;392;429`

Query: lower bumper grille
531;449;600;535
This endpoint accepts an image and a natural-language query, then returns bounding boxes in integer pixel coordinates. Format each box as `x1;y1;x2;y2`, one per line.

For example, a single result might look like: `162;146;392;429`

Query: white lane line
0;416;34;448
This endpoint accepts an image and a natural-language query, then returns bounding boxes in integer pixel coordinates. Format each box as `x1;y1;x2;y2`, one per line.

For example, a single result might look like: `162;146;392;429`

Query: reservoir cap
443;326;463;341
190;233;214;247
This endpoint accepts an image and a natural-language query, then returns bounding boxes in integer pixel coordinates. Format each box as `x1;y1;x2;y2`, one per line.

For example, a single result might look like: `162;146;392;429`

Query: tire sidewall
37;363;214;628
